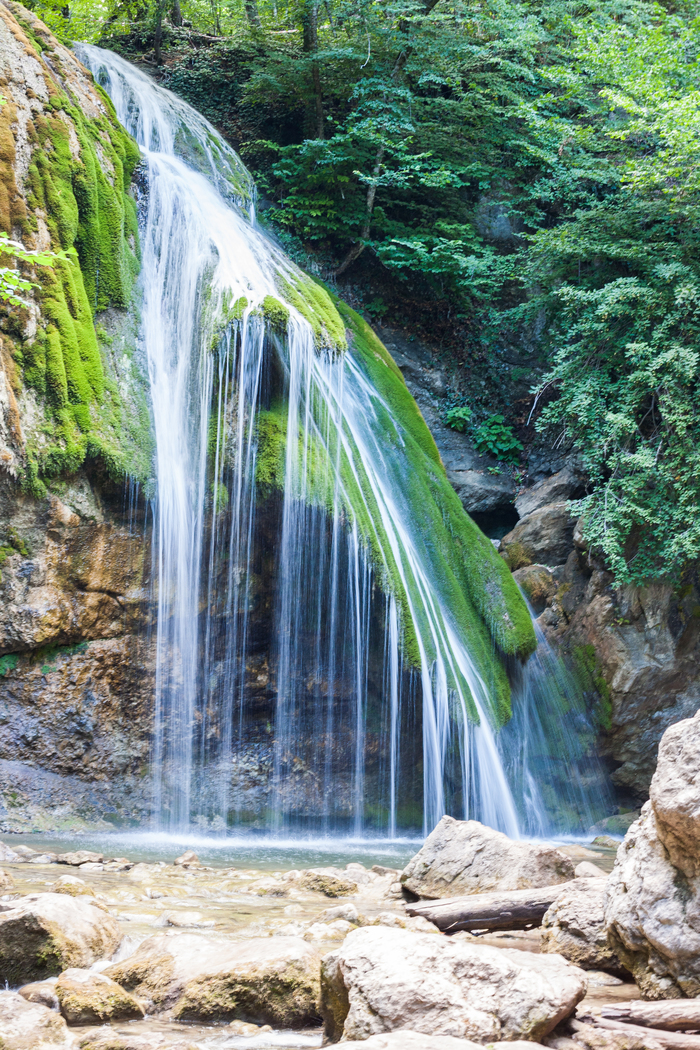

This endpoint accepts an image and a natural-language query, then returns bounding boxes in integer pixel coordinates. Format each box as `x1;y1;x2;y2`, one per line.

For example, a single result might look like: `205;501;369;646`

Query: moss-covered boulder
0;1;151;495
55;967;144;1024
0;892;122;985
104;932;321;1025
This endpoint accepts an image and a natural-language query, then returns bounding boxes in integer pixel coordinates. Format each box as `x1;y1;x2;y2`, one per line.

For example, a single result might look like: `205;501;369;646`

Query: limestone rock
515;467;581;519
573;862;607;879
0;990;75;1049
300;868;358;897
320;925;586;1043
605;710;700;997
57;852;103;867
0;892;122;985
400;816;574;899
55;968;143;1024
17;979;59;1011
104;932;320;1025
0;841;20;863
173;850;200;868
500;503;576;569
342;1034;545;1049
540;880;628;976
0;867;14;889
52;876;93;897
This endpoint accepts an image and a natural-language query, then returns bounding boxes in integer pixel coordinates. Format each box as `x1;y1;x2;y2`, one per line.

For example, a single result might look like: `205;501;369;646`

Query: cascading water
79;44;611;838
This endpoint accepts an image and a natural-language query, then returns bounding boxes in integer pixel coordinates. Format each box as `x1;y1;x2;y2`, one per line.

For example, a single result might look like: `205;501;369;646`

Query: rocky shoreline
5;709;700;1050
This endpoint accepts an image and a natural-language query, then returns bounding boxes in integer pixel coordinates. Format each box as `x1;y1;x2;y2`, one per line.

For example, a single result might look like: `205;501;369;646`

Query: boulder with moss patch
55;968;143;1024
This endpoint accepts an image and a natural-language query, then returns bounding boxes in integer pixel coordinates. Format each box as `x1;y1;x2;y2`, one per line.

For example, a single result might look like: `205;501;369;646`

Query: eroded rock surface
343;1034;546;1049
104;931;320;1025
605;710;700;997
540;879;627;976
0;892;121;984
400;816;574;899
321;925;586;1043
55;968;143;1024
0;989;75;1049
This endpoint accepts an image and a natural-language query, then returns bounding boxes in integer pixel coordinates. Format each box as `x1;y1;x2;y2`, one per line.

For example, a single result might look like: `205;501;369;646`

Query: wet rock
500;503;576;569
540;880;628;976
605;709;700;997
320;925;586;1043
57;852;103;867
55;968;143;1025
303;919;354;941
300;867;358;897
159;910;215;928
0;990;75;1049
318;903;361;924
0;892;122;984
228;1019;273;1035
18;978;59;1011
400;816;574;899
104;932;321;1025
52;875;93;896
173;850;200;868
512;564;558;615
0;867;14;889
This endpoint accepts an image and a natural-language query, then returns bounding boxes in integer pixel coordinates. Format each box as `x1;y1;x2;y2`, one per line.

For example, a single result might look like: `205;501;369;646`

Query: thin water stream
77;45;611;839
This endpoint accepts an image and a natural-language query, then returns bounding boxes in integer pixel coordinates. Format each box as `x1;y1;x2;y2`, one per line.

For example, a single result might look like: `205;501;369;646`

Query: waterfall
79;44;610;838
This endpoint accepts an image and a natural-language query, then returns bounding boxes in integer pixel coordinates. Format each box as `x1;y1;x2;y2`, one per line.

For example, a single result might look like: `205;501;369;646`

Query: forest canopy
27;0;700;586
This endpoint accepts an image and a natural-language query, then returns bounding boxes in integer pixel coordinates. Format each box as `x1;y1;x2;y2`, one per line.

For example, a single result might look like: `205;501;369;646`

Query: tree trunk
405;883;574;933
302;0;324;139
593;1018;700;1049
244;0;261;28
170;0;182;26
603;1002;700;1033
154;0;164;64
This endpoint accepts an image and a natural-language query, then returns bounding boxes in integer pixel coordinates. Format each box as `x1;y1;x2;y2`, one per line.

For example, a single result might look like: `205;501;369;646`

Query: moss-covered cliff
0;1;151;496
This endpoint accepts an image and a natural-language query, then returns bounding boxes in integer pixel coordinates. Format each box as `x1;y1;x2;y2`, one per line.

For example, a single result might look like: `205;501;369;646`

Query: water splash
78;44;610;838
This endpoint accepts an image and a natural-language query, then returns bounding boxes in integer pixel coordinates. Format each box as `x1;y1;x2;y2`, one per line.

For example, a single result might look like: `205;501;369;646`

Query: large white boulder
104;932;320;1025
320;925;586;1043
0;990;75;1049
605;709;700;998
400;816;574;899
0;893;121;986
540;880;627;976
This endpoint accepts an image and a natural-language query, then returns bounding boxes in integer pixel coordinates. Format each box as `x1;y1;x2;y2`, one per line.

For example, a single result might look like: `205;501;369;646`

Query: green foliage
572;644;612;732
444;405;472;433
473;415;523;464
0;654;19;677
0;233;62;307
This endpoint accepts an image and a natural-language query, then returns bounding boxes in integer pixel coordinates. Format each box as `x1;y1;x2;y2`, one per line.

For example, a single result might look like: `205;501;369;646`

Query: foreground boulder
342;1035;544;1049
540;880;628;977
605;709;700;998
0;894;121;985
401;816;574;899
105;932;320;1025
320;926;586;1043
0;990;75;1049
55;968;143;1024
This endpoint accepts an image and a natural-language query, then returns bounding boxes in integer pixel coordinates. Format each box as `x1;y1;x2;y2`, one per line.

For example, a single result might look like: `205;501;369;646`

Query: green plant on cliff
0;232;62;307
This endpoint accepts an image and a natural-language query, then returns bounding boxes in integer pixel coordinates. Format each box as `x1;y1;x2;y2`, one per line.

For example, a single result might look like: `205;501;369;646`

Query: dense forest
18;0;700;586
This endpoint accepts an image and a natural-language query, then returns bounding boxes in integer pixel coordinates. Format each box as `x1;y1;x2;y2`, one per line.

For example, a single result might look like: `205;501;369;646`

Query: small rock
303;919;354;941
102;858;133;873
56;968;144;1024
161;910;215;928
573;862;607;879
0;842;21;863
17;978;59;1011
228;1020;273;1035
29;854;58;865
321;926;586;1043
57;851;104;867
584;970;623;986
78;863;104;873
0;868;14;890
400;816;574;899
0;892;122;985
318;904;361;924
590;836;619;850
300;867;358;897
173;850;200;868
500;502;576;569
247;876;289;897
371;865;399;878
52;875;92;896
0;990;75;1049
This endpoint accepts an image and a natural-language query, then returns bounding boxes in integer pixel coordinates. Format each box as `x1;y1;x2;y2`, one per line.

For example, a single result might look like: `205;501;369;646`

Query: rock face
104;932;320;1025
540;880;628;976
0;990;75;1049
0;892;122;984
321;925;586;1043
342;1035;543;1050
400;816;574;899
605;710;700;998
55;968;143;1024
500;503;576;569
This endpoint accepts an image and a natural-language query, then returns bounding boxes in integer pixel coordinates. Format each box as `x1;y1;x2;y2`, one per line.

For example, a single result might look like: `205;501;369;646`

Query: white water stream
79;45;609;838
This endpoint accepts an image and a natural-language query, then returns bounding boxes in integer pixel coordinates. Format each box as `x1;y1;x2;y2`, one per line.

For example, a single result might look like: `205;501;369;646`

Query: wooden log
602;1001;700;1033
592;1017;700;1048
404;882;575;932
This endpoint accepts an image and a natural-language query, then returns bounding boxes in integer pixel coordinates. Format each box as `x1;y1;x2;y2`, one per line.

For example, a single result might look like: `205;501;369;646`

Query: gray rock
500;503;576;568
512;564;558;615
17;979;59;1012
515;466;581;519
104;932;320;1025
540;880;627;976
320;925;586;1043
605;710;700;997
0;990;75;1049
573;862;607;879
400;816;574;899
446;469;516;514
0;841;21;862
0;892;122;985
56;851;103;866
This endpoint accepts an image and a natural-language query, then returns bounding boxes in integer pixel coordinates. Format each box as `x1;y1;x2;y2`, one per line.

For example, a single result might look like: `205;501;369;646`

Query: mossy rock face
278;273;347;352
55;968;144;1024
0;2;150;492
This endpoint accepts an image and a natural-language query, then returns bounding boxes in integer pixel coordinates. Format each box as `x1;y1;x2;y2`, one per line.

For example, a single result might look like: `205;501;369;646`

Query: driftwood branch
603;1001;700;1033
405;882;575;933
592;1017;700;1049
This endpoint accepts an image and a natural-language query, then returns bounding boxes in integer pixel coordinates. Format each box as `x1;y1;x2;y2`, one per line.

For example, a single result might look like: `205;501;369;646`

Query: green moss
230;295;249;319
0;654;18;677
261;295;290;333
278;272;347;352
255;407;287;491
572;644;612;731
